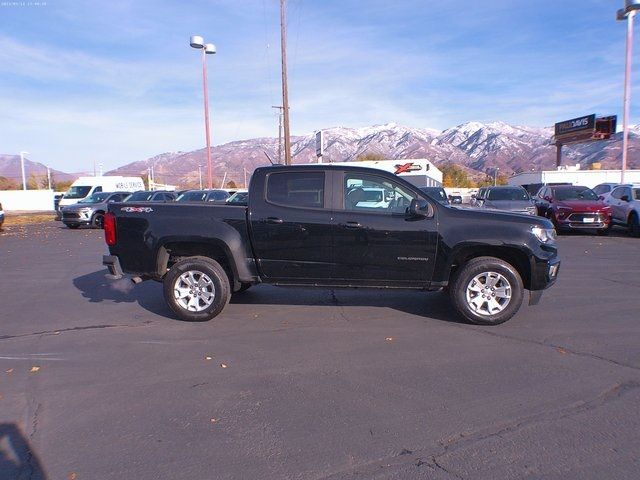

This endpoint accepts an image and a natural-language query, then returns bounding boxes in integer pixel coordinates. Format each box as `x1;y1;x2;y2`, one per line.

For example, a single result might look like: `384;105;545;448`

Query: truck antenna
263;151;276;165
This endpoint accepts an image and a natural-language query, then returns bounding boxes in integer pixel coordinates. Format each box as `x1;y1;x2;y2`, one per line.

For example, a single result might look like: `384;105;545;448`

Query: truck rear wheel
449;256;523;325
163;256;231;322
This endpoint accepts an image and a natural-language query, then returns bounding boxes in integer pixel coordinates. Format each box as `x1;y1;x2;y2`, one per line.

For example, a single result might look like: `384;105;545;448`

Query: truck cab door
331;171;437;287
249;170;334;282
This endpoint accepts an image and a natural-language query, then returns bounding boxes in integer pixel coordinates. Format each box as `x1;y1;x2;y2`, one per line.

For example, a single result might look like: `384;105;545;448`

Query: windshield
64;186;92;199
487;188;529;201
227;192;248;203
78;192;109;204
177;191;208;202
126;191;154;202
362;190;384;202
553;187;598;201
420;187;447;202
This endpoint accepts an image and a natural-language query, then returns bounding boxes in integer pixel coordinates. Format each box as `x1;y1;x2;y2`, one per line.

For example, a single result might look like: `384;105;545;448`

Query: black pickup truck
103;165;560;325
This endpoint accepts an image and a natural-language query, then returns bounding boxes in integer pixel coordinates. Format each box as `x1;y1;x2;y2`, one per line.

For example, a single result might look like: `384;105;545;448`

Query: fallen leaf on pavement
5;369;13;374
220;363;228;369
68;472;77;480
205;356;213;361
556;347;568;355
385;337;394;341
29;366;41;373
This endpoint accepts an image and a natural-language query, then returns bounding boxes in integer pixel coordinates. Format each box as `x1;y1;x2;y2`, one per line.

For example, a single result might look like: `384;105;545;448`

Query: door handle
265;217;284;224
341;221;363;229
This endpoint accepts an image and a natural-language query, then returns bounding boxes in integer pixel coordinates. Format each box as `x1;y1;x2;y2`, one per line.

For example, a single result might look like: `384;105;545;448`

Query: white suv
603;184;640;236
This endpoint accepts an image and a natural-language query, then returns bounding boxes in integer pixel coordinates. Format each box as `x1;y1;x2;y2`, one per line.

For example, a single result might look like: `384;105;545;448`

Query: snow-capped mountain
102;121;640;188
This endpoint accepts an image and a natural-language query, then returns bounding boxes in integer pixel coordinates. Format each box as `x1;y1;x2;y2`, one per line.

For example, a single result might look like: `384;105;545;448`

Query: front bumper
555;212;610;230
103;255;124;280
528;255;560;305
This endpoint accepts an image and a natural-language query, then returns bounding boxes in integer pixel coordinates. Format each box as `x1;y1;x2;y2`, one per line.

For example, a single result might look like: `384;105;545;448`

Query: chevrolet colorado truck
103;165;560;325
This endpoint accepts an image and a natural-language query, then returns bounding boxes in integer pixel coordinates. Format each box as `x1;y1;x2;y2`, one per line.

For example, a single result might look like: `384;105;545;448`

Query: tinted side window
266;172;325;209
94;186;103;193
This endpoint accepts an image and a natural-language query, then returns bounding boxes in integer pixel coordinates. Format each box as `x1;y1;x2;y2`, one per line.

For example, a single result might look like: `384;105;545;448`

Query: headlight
531;225;557;244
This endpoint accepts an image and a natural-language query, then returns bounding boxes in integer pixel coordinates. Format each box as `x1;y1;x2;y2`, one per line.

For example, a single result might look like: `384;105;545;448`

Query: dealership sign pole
618;1;640;183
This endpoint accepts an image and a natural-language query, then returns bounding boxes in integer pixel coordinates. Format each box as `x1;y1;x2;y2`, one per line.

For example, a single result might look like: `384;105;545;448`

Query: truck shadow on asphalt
0;423;48;480
73;270;175;318
231;286;468;324
73;270;467;324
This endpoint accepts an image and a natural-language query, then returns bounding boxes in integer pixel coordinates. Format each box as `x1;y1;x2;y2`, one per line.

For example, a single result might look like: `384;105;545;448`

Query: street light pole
494;167;500;186
617;1;640;183
198;165;203;189
190;35;216;189
19;151;28;190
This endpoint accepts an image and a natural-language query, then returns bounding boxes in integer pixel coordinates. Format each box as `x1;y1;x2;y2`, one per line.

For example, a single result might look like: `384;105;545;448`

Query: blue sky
0;0;637;172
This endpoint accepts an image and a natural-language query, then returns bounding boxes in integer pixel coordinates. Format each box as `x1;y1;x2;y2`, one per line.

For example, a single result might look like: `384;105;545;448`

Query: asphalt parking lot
1;221;639;480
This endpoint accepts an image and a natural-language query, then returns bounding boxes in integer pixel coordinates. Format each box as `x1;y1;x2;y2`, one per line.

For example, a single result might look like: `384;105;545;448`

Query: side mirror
408;198;430;217
598;195;604;201
621;194;631;202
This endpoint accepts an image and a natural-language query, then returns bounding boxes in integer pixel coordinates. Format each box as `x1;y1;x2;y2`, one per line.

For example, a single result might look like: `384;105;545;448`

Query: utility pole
280;0;292;165
220;171;227;189
618;5;639;183
47;167;51;190
198;165;203;189
244;167;248;188
272;105;284;163
151;165;155;190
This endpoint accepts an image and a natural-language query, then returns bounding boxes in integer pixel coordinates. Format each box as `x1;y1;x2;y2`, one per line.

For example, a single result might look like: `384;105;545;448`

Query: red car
534;185;612;234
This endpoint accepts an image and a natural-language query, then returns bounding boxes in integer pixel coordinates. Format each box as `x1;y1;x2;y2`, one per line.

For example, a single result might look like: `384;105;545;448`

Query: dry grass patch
3;213;56;226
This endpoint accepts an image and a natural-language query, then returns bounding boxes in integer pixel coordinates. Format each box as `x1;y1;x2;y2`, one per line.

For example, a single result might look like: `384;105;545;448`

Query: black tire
91;212;105;229
66;224;80;229
628;212;640;237
234;282;252;294
163;256;231;322
449;256;524;326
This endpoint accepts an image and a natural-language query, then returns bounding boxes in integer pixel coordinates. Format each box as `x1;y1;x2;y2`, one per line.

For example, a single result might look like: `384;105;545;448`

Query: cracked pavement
0;222;639;479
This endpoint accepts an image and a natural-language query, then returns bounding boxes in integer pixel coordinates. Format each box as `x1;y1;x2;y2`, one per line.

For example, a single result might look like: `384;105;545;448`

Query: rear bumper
103;255;124;280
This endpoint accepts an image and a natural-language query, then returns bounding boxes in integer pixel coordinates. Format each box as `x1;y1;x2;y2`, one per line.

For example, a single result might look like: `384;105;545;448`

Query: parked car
176;189;230;203
448;195;463;204
603;184;640;236
0;202;4;228
104;164;560;326
124;190;177;202
475;186;537;215
534;185;611;234
226;190;249;205
418;186;449;205
61;191;131;229
593;183;619;199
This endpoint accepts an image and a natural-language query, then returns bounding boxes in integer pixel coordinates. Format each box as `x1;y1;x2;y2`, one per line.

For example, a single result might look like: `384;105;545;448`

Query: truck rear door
249;169;334;281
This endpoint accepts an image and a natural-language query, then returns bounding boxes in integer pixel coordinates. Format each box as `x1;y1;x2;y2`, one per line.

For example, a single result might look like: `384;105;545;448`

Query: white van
58;176;145;210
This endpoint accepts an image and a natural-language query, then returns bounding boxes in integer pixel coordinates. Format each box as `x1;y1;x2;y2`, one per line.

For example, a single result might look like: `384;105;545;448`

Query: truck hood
448;204;553;228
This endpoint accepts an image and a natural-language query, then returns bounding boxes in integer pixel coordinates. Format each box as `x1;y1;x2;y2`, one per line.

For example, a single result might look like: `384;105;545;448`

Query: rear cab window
266;171;325;209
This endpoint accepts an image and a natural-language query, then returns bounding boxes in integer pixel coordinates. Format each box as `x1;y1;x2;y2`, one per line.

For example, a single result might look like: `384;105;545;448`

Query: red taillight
104;212;117;246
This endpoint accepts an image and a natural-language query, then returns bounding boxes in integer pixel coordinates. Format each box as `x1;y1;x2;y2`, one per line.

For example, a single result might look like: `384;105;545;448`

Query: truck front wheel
449;256;524;325
163;257;231;322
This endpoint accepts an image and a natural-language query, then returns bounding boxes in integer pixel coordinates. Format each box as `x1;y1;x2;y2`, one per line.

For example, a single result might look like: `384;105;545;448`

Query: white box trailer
58;176;145;209
327;159;443;187
508;168;640;195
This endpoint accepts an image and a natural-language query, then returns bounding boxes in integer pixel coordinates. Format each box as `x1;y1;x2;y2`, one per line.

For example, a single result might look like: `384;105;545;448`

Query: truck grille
62;212;80;219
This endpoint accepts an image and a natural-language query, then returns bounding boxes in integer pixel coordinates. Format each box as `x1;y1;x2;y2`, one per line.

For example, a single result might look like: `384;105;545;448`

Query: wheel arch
447;245;532;290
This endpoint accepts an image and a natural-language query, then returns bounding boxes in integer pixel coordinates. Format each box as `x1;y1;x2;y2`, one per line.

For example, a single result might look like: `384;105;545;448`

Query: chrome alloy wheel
173;270;216;312
465;271;512;316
